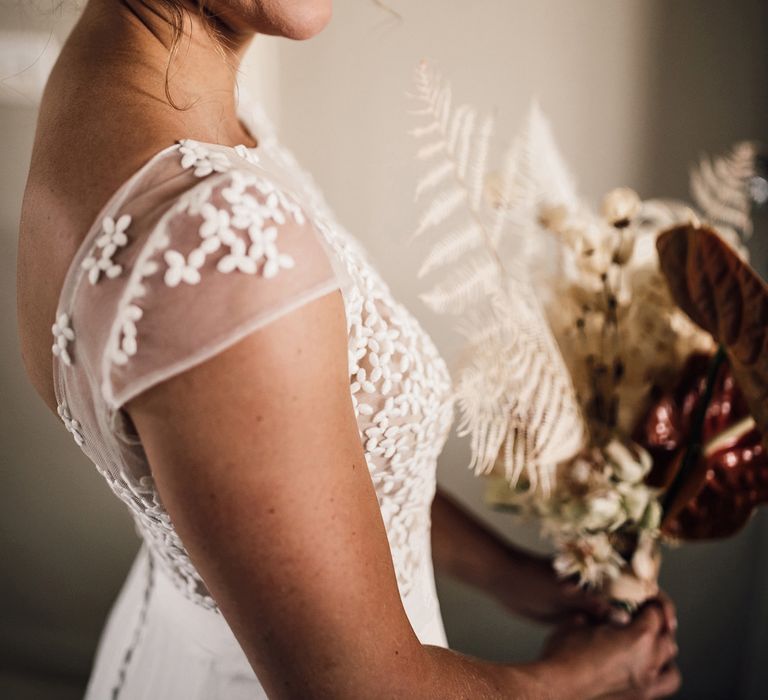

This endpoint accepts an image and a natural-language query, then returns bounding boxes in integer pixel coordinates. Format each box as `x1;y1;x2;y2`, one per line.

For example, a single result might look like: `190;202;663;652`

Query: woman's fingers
648;663;682;698
633;602;666;636
562;581;623;623
607;605;633;626
604;662;681;700
575;592;612;620
653;633;679;673
654;590;678;633
560;610;590;629
659;591;677;632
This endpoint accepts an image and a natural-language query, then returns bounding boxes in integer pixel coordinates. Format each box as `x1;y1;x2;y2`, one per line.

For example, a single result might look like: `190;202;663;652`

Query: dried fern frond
414;161;454;200
454;304;585;493
488;102;579;240
638;197;748;260
413;186;467;238
419;253;499;314
690;141;757;238
409;61;585;493
418;223;485;277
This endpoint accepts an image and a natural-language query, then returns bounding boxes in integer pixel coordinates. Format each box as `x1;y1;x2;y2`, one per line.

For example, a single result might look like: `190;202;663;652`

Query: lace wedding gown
51;90;454;699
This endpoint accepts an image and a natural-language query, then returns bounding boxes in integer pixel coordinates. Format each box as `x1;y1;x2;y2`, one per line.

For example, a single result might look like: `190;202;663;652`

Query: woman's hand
540;600;681;699
489;550;626;625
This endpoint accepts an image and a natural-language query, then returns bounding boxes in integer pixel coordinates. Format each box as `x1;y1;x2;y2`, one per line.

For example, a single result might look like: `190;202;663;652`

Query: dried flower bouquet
409;62;767;607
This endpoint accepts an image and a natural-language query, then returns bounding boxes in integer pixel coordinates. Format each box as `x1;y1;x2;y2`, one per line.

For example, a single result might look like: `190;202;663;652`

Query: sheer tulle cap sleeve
101;167;342;410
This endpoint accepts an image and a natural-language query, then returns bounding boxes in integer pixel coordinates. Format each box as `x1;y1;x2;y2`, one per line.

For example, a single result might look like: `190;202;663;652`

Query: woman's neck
57;0;258;147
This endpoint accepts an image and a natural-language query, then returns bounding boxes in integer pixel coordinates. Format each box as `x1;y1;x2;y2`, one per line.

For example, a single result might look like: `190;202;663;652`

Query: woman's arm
128;290;676;699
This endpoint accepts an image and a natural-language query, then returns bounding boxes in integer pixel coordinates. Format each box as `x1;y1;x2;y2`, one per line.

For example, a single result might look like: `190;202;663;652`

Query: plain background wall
1;1;767;698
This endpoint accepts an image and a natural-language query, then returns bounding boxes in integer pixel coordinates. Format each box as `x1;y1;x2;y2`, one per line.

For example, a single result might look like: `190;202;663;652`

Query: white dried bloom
640;499;662;531
569;458;593;485
553;532;624;587
602;187;641;226
538;203;570;233
631;533;659;582
617;482;653;523
582;490;625;531
605;439;651;484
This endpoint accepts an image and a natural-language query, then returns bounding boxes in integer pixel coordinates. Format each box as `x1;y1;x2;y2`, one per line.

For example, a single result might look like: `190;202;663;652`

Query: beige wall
2;1;767;698
271;5;768;699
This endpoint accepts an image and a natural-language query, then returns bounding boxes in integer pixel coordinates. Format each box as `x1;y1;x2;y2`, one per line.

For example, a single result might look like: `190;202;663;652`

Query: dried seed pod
602;187;642;227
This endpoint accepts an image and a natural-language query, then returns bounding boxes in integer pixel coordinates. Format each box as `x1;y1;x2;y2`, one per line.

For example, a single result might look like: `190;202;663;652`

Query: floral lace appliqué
310;215;455;596
234;143;260;165
162;169;300;287
179;139;231;177
110;304;144;366
52;312;75;366
104;162;307;375
82;214;132;285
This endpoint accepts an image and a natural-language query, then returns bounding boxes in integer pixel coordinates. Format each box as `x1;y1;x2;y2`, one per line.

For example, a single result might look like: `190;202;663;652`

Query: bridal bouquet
409;62;768;607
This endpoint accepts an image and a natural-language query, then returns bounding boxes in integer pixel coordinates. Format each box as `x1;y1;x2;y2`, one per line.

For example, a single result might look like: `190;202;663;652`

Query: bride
17;1;680;697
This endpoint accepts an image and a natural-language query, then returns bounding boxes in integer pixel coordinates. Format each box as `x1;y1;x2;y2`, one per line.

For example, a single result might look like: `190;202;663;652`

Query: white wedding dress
50;90;455;698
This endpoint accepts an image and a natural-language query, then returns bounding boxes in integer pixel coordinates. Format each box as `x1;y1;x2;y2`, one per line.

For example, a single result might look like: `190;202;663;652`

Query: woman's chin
280;5;333;40
228;2;333;41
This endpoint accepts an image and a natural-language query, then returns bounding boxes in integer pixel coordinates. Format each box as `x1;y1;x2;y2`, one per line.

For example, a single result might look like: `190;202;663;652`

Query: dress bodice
51;93;455;612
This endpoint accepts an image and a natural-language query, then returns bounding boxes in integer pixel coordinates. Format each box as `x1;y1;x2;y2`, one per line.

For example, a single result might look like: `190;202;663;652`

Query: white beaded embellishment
57;402;85;446
51;312;75;366
81;214;132;285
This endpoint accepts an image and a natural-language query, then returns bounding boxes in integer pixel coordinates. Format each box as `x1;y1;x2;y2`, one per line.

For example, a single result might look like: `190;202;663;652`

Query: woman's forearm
431;488;625;627
415;645;582;700
431;487;535;598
